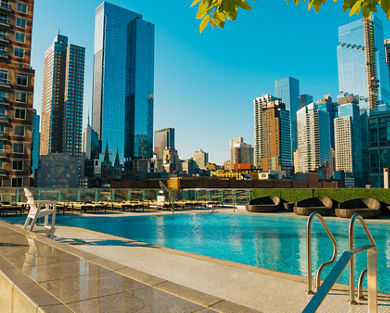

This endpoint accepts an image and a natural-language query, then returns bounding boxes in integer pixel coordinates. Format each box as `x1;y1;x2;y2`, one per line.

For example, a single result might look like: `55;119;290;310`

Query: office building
275;77;299;153
92;2;155;165
40;34;85;157
368;110;390;187
0;0;34;187
384;38;390;83
253;94;292;172
193;149;208;168
229;137;253;166
154;128;174;159
299;94;313;108
31;109;39;177
82;118;92;160
334;98;363;186
296;103;331;173
317;95;338;148
337;16;390;112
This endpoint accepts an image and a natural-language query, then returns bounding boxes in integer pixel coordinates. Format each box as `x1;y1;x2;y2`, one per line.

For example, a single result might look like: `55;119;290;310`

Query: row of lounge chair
246;196;387;218
0;200;222;216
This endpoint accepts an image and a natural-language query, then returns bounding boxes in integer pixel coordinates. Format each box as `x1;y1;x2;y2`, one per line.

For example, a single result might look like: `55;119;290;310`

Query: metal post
367;247;378;313
349;218;357;304
307;217;313;294
357;269;368;300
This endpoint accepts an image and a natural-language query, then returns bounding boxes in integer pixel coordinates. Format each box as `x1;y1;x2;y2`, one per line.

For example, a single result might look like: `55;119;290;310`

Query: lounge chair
23;188;57;238
294;197;337;216
246;196;284;213
336;198;380;219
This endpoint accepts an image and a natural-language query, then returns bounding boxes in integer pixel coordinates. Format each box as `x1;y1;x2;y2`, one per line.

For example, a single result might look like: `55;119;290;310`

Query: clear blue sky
31;0;390;164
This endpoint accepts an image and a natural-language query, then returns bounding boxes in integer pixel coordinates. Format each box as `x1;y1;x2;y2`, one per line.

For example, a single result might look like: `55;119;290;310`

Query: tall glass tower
275;77;300;154
337;16;390;112
92;2;155;165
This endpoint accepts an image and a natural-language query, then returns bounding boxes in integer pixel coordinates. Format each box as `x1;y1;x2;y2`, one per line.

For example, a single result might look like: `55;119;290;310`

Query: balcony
0;17;11;30
0;150;9;158
0;79;10;89
0;132;9;141
0;48;8;60
0;2;11;12
0;113;9;124
0;34;9;44
0;96;8;105
0;168;8;176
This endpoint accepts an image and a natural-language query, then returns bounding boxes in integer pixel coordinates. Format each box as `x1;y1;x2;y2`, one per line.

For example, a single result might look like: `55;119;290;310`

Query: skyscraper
337;16;390;112
253;94;291;172
92;2;155;165
229;137;253;166
154;128;174;159
299;94;313;108
317;95;338;148
0;0;34;187
40;34;85;157
296;103;331;173
334;98;363;186
275;77;300;154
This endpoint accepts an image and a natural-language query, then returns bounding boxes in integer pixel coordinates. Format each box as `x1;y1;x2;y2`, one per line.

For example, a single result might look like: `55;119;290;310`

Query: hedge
252;188;390;204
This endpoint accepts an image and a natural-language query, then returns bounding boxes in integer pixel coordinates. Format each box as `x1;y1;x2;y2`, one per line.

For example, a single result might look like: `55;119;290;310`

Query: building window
0;125;4;133
0;30;7;40
0;13;8;24
0;90;6;102
16;2;27;13
0;107;5;114
0;142;3;150
11;177;22;187
12;160;23;171
16;17;26;28
14;125;24;136
15;91;27;103
16;74;27;86
0;70;7;84
0;45;7;56
0;160;2;168
15;108;25;119
14;47;24;58
13;142;23;153
15;32;25;43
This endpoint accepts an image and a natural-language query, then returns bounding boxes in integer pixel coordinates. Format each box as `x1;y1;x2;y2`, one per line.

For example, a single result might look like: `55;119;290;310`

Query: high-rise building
82;118;92;160
384;38;390;84
317;95;338;148
253;94;292;172
154;128;174;159
193;149;208;168
337;16;390;112
299;94;313;108
334;98;363;187
275;77;299;154
229;137;253;166
0;0;34;187
31;109;39;177
40;34;85;157
92;2;155;165
296;103;331;173
368;110;390;187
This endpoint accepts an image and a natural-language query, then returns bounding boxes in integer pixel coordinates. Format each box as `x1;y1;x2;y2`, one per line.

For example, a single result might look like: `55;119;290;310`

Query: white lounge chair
23;188;57;238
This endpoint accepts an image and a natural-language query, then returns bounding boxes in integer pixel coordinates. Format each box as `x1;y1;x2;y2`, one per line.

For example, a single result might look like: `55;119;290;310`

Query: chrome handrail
306;212;338;294
349;213;377;308
358;268;368;300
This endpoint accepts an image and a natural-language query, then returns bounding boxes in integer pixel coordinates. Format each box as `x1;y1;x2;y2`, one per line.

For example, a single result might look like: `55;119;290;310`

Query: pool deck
1;208;390;312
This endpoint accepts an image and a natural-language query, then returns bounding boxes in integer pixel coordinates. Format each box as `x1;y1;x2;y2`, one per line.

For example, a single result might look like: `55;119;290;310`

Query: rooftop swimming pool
3;213;390;293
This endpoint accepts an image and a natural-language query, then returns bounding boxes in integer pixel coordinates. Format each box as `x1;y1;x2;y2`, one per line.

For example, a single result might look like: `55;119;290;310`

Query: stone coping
0;219;261;313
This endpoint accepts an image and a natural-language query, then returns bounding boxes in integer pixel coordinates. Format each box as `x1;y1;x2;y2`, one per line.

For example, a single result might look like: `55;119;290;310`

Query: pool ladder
304;212;377;313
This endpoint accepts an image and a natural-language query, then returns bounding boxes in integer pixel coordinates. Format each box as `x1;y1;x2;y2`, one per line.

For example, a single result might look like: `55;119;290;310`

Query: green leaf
237;0;253;10
196;0;209;19
191;0;202;8
200;15;210;32
350;0;363;15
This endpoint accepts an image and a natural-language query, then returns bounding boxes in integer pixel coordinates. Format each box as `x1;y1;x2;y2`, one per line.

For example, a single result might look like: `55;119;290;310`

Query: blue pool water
3;213;390;293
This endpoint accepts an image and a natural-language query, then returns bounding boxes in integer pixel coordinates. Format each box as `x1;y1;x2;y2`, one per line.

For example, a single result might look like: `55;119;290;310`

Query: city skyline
31;0;390;164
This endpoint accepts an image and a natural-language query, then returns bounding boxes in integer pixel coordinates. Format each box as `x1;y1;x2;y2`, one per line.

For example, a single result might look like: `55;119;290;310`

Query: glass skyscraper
92;2;155;165
337;16;390;112
275;77;300;154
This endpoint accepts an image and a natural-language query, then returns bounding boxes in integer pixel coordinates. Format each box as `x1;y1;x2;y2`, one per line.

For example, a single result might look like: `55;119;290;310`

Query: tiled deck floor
0;220;258;313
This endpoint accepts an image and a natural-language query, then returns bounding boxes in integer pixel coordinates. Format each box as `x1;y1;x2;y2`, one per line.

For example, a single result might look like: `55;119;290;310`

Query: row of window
0;141;24;153
0;90;28;103
0;13;27;28
0;45;24;58
0;70;29;86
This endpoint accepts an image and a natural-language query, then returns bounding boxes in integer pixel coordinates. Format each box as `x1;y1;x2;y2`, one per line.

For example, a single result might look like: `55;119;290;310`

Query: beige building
0;0;35;187
40;34;85;157
193;149;208;168
334;116;353;172
229;137;253;166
